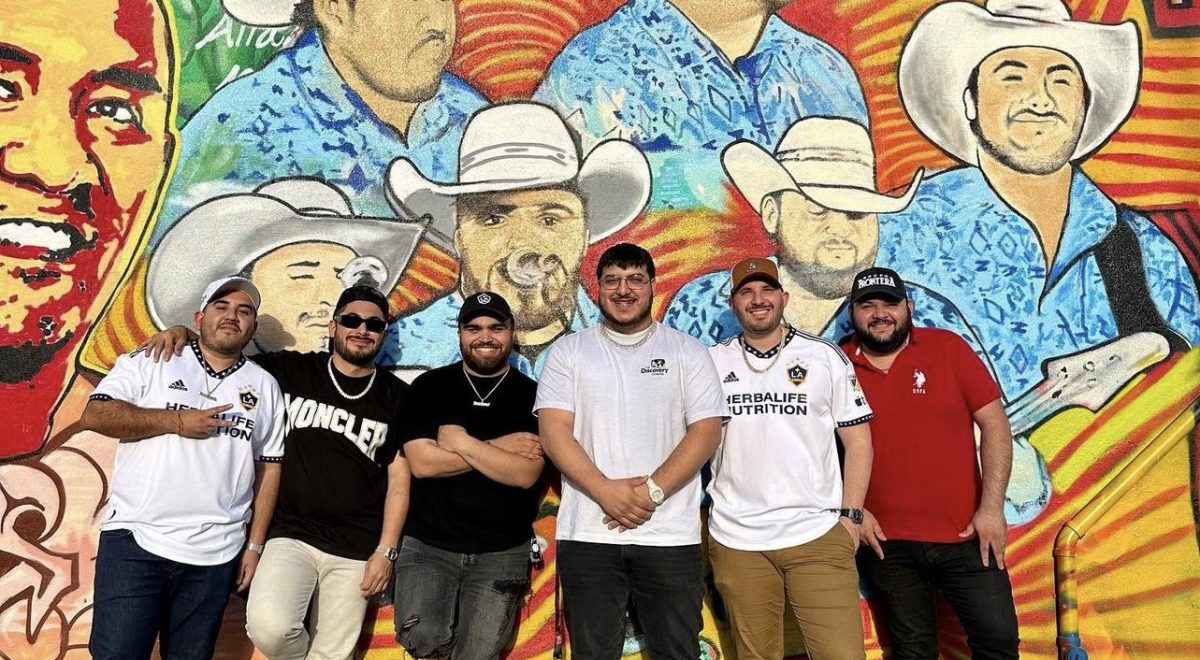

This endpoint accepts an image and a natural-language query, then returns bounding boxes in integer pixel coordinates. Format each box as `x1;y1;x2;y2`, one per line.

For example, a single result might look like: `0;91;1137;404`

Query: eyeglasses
335;314;387;333
600;274;651;290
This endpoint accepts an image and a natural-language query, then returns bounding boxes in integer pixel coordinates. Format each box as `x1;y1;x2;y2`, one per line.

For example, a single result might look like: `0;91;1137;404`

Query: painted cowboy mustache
497;249;566;288
1008;108;1066;124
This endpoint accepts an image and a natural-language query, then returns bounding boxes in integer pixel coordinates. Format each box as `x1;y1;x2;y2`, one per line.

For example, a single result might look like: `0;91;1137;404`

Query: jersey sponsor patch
640;358;670;375
786;360;808;387
239;386;260;411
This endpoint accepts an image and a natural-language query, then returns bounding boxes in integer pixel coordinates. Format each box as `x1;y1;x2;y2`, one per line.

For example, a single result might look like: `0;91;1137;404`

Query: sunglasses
335;314;387;333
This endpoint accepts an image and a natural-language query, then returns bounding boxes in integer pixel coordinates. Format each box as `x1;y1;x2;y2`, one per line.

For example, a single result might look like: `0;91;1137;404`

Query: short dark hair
596;242;655;280
292;0;357;33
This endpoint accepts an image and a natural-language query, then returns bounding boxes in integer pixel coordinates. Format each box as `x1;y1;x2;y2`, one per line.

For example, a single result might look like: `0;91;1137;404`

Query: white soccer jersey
707;328;872;551
91;341;285;565
535;323;728;546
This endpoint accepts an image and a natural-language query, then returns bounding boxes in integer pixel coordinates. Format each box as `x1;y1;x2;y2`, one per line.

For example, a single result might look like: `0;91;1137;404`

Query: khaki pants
245;538;369;660
709;523;865;660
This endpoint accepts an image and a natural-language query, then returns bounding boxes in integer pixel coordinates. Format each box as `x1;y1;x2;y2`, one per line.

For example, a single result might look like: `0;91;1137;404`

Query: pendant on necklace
472;401;491;407
201;391;217;401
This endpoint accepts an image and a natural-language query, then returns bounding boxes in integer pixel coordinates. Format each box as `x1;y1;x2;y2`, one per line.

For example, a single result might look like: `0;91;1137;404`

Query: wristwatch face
379;546;399;561
649;486;665;505
848;509;864;524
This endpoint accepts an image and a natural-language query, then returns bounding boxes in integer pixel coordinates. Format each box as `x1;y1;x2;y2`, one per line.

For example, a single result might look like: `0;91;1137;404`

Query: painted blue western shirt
877;167;1200;399
380;287;600;378
533;0;867;211
153;29;487;245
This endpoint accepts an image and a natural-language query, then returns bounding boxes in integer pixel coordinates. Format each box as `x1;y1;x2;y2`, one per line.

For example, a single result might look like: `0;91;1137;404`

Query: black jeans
557;541;704;660
858;538;1019;660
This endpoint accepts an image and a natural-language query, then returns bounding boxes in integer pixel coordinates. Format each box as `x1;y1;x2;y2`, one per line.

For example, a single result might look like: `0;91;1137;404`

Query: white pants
246;538;369;660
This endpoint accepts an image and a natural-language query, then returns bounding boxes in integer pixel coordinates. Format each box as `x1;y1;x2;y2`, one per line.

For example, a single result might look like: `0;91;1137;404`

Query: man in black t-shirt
393;291;545;660
146;285;411;659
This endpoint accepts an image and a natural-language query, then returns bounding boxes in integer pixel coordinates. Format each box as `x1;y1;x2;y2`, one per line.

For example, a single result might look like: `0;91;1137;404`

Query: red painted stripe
1101;181;1200;198
1132;106;1200;120
1140;80;1200;95
1144;56;1200;71
1108;132;1200;149
1100;0;1133;23
1093;153;1200;172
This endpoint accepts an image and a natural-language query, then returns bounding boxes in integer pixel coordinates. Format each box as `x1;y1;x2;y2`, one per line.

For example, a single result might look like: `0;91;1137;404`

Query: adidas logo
723;372;739;383
168;379;188;391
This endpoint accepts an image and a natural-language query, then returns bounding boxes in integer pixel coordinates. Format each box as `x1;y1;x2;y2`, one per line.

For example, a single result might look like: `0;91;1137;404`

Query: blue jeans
557;541;704;660
858;538;1020;660
89;528;240;660
392;536;531;660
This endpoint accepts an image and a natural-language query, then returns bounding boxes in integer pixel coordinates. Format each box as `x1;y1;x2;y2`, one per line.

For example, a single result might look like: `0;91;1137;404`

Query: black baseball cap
458;291;513;325
850;267;907;303
335;285;390;319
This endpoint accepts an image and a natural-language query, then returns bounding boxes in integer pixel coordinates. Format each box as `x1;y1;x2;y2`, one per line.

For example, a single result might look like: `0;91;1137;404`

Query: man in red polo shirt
841;267;1019;660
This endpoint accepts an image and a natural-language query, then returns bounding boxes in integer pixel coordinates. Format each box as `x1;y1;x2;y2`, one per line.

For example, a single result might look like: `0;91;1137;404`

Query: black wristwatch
830;508;864;524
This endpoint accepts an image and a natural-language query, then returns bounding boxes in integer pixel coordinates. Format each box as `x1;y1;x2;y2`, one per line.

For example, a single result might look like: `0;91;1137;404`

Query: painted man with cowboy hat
380;101;652;377
147;178;426;355
879;0;1199;402
664;117;973;345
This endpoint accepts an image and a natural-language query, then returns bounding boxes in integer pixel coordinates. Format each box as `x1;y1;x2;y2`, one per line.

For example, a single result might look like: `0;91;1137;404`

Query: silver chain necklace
463;365;510;408
740;326;789;374
601;322;656;350
327;357;376;401
200;373;228;401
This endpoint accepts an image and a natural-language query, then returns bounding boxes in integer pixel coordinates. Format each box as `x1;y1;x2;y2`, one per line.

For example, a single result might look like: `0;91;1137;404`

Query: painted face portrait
970;46;1087;175
766;190;879;300
0;0;173;458
248;242;357;353
329;0;456;103
455;187;588;341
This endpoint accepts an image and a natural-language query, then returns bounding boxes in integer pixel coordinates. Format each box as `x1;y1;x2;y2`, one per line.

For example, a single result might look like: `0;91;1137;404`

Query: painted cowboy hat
899;0;1140;166
146;178;427;329
386;102;651;252
222;0;297;27
722;117;923;214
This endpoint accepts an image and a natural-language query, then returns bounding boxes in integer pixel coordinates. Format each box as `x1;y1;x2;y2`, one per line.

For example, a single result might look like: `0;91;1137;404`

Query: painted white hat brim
147;193;425;329
723;141;923;214
899;2;1140;165
387;139;650;252
222;0;297;27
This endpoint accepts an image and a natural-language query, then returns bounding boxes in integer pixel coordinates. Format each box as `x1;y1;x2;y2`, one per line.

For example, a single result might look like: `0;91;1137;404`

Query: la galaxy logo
641;358;669;375
476;293;492;304
913;369;927;395
239;386;260;411
786;360;808;387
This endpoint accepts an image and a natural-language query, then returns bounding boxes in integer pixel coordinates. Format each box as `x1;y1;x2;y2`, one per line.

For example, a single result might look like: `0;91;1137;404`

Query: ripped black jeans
392;536;531;660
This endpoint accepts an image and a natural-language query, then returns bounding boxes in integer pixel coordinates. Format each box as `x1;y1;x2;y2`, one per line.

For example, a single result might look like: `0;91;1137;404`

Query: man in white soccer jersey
81;276;285;660
536;242;727;659
706;257;873;660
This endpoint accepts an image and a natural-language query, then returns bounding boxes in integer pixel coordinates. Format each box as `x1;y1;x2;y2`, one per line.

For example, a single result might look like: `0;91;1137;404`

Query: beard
332;332;380;366
461;339;511;375
599;297;653;332
780;240;874;299
971;117;1079;176
854;313;913;354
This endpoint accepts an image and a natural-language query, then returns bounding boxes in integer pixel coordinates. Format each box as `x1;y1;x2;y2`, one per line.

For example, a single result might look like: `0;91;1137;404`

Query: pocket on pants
830;522;858;553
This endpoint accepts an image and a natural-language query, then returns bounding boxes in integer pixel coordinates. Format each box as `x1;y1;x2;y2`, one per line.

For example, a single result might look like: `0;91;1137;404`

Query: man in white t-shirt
536;243;727;659
707;258;873;660
80;276;285;660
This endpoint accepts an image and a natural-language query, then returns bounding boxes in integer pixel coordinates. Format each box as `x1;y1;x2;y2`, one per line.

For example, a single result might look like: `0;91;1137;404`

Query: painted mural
2;0;1198;658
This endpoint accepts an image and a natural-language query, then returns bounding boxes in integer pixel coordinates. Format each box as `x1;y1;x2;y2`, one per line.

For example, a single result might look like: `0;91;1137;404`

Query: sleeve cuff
255;455;284;463
837;414;873;428
88;393;114;402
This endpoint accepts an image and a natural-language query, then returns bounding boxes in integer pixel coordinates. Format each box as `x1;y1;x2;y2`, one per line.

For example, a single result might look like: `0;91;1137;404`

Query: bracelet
246;541;266;554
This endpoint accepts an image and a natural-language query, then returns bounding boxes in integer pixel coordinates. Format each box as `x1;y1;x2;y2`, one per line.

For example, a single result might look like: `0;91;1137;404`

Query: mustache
1010;108;1065;123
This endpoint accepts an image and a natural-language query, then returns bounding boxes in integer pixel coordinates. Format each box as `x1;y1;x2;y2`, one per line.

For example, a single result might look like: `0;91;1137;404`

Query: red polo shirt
841;327;1001;543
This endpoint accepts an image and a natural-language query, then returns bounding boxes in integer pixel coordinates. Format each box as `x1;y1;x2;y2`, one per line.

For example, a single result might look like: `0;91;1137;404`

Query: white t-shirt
535;322;727;546
707;328;873;551
92;342;285;565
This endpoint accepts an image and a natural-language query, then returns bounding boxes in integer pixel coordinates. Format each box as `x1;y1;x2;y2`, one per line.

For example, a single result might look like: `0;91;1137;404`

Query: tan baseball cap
730;258;782;294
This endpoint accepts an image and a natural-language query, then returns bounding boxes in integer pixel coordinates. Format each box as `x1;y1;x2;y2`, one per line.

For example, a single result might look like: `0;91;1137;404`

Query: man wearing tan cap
664;117;952;344
705;257;874;660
